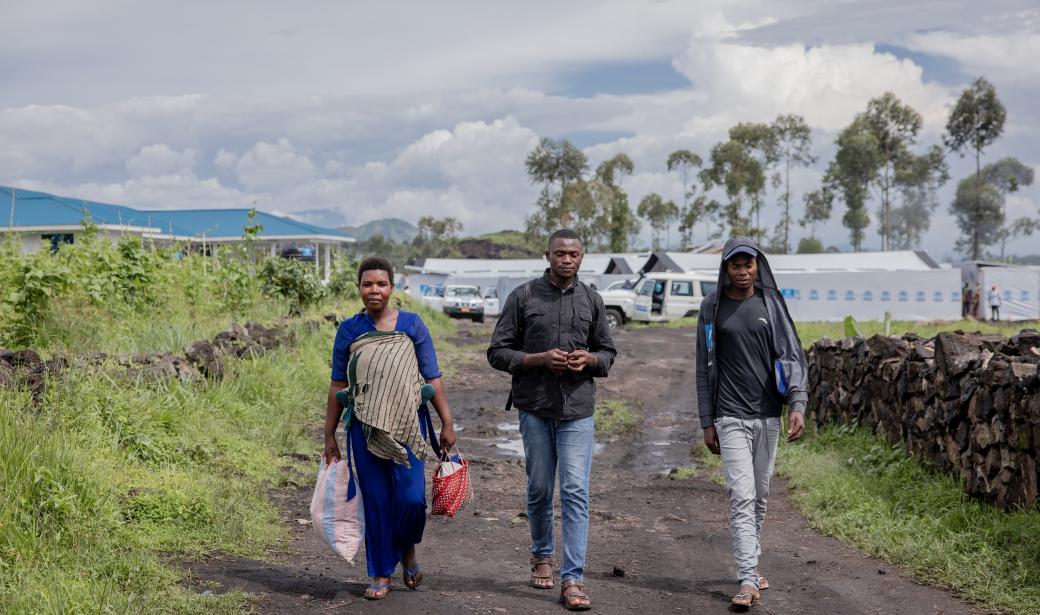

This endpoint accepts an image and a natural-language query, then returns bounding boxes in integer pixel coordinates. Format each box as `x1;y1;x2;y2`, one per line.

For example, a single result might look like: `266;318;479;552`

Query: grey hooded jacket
695;236;808;429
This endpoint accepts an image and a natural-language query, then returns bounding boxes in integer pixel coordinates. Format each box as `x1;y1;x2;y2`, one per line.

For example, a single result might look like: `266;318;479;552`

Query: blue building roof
0;186;350;241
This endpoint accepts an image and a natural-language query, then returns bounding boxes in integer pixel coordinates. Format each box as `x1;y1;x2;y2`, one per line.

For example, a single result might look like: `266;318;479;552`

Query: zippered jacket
696;237;808;429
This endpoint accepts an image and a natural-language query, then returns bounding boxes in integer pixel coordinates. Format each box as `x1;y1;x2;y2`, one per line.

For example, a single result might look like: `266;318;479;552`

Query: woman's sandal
529;556;554;589
559;580;591;611
403;565;424;590
364;581;391;600
731;583;761;608
755;574;769;590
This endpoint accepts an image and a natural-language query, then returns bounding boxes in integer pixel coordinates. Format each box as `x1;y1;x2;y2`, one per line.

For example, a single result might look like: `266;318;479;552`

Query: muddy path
186;322;989;615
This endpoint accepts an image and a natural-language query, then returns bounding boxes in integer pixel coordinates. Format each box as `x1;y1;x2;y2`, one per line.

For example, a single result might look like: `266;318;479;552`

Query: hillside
458;230;543;259
337;218;417;243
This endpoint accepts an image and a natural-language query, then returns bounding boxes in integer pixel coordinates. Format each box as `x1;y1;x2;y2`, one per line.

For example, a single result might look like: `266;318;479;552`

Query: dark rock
934;332;983;376
612;566;625;578
0;362;13;388
9;349;42;369
185;341;226;379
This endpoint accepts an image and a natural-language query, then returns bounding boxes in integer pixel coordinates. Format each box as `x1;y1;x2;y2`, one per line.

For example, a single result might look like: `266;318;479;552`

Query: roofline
1;224;161;234
144;233;355;244
913;250;940;269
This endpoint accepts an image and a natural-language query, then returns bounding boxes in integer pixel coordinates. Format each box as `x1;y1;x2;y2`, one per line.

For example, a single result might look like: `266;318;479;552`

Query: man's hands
566;349;597;373
703;425;720;455
534;348;597;374
786;411;804;442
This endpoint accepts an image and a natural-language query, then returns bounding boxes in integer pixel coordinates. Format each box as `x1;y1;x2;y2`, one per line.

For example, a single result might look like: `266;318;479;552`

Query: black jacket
696;237;809;428
487;271;616;420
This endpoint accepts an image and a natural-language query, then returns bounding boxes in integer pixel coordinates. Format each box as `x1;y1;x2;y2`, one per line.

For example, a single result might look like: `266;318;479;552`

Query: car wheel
473;314;485;323
605;308;624;329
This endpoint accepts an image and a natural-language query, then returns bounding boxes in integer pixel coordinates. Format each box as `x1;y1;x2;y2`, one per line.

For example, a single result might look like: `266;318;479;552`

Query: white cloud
126;143;196;177
234;138;318;191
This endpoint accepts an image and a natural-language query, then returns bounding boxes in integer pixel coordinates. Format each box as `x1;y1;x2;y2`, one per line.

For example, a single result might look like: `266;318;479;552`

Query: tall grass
1;319;330;613
777;425;1040;615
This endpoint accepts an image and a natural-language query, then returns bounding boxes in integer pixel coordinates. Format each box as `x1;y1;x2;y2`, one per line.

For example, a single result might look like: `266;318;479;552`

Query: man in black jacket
488;229;616;611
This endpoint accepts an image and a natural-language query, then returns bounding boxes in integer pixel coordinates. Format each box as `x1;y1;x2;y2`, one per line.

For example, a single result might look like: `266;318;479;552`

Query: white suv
442;285;485;322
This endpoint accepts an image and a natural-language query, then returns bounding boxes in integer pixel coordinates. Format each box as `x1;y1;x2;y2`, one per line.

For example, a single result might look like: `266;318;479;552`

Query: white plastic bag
309;457;364;563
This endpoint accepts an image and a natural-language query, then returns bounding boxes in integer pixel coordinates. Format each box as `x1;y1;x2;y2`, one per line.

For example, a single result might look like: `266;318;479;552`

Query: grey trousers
715;415;781;586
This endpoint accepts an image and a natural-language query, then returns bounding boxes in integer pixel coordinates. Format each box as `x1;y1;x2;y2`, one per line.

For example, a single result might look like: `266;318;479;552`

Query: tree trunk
784;161;791;253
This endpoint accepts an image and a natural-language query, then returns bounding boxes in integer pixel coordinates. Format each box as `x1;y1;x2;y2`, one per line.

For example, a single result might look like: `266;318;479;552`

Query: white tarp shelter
977;265;1040;321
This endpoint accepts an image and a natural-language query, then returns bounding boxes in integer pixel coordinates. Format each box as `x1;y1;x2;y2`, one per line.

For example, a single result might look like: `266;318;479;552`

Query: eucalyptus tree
525;138;589;235
667;149;703;245
700;139;766;240
950;177;1003;259
637;193;679;250
595;154;638;252
826;93;947;251
983;157;1036;259
772;114;816;253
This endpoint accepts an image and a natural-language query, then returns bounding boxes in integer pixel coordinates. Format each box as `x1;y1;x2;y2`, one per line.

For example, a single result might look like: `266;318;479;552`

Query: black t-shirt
715;288;783;419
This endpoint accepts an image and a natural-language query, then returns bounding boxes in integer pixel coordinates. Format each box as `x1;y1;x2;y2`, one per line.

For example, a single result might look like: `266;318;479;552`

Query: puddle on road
496;422;519;432
485;437;605;458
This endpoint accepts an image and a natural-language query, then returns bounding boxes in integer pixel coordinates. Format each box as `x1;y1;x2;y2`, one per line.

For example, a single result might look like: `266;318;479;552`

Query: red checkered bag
431;446;473;517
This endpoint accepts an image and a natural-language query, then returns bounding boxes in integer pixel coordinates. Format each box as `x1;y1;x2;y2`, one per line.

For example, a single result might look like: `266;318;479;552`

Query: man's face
725;254;757;289
546;238;583;279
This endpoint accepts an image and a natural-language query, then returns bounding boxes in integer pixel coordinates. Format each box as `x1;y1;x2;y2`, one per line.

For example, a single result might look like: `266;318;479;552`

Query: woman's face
359;269;394;312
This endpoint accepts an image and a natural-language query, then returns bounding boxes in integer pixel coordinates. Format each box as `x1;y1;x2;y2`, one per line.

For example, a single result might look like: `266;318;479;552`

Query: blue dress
330;310;442;578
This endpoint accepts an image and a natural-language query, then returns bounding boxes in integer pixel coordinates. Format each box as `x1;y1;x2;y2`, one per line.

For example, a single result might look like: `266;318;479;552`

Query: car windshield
606;281;632;291
446;287;479;297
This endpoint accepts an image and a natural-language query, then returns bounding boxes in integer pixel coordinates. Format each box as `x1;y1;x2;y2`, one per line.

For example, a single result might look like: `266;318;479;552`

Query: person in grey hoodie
695;236;808;608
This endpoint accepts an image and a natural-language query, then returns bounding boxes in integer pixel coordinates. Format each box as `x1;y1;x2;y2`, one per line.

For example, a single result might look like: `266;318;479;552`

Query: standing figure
961;283;971;319
487;229;616;611
989;284;1002;321
696;237;808;608
323;256;456;600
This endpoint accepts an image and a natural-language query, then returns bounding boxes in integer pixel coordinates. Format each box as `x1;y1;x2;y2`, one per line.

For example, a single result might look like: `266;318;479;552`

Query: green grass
595;399;640;436
0;321;330;613
637;317;1040;347
777;425;1040;615
794;319;1040;348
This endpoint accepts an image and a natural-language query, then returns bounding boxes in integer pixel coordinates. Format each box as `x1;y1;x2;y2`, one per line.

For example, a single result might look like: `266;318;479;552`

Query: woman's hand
438;425;457;453
323;435;342;464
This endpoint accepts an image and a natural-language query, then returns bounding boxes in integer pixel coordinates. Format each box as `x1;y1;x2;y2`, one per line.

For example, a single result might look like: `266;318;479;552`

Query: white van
631;272;718;323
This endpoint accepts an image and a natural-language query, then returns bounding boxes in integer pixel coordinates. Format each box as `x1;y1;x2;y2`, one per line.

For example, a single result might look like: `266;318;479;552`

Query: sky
2;0;1038;260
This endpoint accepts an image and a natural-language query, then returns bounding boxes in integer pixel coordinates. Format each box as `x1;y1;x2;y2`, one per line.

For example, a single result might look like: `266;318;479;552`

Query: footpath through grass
777;425;1040;615
0;293;453;614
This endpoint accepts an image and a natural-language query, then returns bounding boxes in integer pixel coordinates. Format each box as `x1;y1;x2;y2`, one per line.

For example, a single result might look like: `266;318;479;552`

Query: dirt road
187;323;988;615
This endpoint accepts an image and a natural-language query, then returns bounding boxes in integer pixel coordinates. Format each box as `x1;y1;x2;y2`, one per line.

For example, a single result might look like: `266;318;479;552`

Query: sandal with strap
403;564;424;590
559;579;591;611
731;583;761;608
364;581;391;600
755;575;769;590
529;556;554;589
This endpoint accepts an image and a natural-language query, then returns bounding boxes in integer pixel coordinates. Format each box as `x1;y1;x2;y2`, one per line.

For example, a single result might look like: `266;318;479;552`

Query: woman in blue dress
323;256;456;600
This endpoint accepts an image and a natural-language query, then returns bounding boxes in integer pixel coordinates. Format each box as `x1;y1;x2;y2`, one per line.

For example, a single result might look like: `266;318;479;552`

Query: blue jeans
518;411;595;582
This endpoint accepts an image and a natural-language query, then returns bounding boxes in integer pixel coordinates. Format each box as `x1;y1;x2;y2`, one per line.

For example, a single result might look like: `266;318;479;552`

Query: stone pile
809;329;1040;510
1;320;308;395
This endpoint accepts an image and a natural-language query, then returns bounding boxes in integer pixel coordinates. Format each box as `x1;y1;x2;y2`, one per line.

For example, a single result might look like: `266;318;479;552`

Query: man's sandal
731;584;761;607
364;581;391;600
403;564;424;590
530;556;554;589
559;580;591;611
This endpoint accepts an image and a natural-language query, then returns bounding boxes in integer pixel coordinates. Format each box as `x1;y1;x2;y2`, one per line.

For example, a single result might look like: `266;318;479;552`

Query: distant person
487;229;616;611
972;282;982;319
695;237;808;608
961;283;971;319
989;284;1002;321
323;256;457;600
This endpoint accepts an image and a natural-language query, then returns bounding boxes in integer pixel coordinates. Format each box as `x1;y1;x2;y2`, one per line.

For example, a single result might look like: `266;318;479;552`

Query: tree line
523;77;1034;259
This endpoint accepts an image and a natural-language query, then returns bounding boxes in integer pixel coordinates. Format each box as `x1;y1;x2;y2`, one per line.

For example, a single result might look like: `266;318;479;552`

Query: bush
258;256;325;315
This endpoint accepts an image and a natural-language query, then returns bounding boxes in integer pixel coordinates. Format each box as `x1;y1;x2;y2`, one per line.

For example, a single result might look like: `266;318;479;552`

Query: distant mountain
338;218;417;243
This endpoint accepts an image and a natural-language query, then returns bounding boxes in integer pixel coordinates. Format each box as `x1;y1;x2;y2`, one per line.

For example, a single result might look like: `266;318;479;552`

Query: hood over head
718;236;779;291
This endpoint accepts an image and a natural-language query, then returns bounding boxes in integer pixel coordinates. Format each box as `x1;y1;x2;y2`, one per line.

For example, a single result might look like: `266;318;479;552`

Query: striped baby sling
346;331;430;466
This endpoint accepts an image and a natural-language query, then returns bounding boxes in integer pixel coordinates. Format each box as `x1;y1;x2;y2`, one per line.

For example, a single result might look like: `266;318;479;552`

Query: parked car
598;279;639;328
420;286;445;312
482;287;501;318
443;285;485;322
631;272;717;323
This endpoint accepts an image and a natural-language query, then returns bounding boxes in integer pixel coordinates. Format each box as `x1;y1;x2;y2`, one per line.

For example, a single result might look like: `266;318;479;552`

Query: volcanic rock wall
808;329;1040;510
